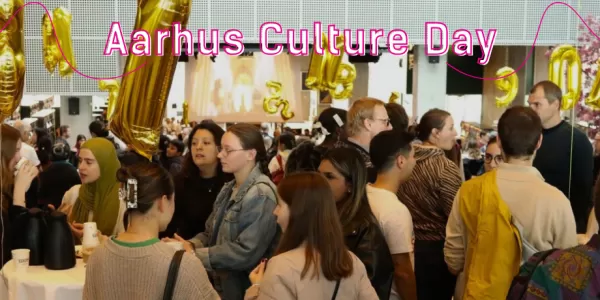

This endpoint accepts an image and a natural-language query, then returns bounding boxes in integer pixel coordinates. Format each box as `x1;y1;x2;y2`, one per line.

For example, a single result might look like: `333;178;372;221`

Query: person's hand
249;259;267;285
70;221;84;239
14;160;38;192
97;230;109;244
162;234;194;254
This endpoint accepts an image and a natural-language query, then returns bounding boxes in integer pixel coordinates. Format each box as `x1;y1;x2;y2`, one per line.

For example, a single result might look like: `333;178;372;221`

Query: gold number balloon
262;80;294;121
584;59;600;110
389;92;400;104
98;80;120;121
110;0;191;160
494;67;519;108
0;0;25;122
305;32;346;91
181;101;189;125
330;63;356;100
548;45;582;111
42;7;76;77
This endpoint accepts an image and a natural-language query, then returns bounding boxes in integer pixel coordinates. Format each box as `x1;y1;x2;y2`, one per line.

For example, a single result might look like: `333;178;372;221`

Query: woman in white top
267;132;296;175
245;172;377;300
59;138;125;239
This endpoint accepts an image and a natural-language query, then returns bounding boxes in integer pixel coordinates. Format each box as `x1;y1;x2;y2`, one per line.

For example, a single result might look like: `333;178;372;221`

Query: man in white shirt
368;129;417;300
13;120;40;167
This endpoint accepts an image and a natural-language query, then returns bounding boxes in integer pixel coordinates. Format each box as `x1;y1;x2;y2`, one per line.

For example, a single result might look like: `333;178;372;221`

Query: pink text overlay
104;21;497;65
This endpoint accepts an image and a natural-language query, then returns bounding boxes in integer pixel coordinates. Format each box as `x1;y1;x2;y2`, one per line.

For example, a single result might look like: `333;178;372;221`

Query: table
0;259;85;300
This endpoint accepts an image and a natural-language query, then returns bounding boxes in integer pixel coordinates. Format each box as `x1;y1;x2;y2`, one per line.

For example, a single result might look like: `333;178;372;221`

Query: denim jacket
190;165;279;300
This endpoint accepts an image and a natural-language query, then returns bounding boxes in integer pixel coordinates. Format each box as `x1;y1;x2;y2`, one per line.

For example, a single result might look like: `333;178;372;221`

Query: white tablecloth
0;259;85;300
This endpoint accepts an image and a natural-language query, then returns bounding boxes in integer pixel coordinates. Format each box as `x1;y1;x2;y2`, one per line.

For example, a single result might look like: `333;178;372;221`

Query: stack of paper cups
82;222;100;249
12;249;30;273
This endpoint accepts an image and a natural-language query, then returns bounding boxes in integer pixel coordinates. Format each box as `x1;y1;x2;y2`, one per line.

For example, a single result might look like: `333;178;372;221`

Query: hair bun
116;167;133;183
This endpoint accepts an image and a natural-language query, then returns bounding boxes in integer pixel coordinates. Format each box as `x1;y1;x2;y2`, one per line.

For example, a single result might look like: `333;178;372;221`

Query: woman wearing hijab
59;138;124;239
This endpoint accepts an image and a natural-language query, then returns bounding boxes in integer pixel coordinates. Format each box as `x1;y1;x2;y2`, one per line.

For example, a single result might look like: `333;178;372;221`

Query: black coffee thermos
44;211;76;270
13;208;47;266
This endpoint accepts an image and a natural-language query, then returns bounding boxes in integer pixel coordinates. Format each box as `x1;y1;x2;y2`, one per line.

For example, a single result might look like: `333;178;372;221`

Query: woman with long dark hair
318;148;394;299
245;172;377;299
165;123;279;300
161;121;232;239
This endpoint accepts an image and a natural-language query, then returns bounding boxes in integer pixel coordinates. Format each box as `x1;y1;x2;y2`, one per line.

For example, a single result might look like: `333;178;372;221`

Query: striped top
396;145;462;241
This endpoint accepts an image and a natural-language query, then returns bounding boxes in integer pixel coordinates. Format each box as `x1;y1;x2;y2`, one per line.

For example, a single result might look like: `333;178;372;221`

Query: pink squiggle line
448;1;600;80
0;1;146;80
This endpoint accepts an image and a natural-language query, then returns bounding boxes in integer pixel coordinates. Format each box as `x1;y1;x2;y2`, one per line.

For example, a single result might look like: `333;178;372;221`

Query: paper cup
82;222;99;248
165;241;184;251
12;249;30;273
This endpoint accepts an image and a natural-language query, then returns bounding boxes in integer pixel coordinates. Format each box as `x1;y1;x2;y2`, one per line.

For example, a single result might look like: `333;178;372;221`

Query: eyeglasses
484;154;503;165
217;146;245;157
372;118;391;126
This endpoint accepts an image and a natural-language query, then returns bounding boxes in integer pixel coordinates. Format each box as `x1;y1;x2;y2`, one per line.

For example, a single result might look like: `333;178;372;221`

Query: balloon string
0;1;147;81
448;1;599;80
1;1;599;82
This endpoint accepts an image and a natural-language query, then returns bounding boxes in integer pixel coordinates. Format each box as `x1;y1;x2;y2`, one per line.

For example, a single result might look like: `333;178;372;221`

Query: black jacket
346;221;394;299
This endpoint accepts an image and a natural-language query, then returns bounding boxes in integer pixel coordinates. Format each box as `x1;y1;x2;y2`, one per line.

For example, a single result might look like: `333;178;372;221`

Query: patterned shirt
396;145;462;241
523;234;600;299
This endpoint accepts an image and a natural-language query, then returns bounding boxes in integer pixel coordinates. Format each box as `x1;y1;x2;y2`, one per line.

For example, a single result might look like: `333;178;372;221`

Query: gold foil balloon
548;45;582;111
262;80;295;121
323;35;345;90
389;92;400;104
42;7;76;77
181;101;189;125
98;80;120;120
584;60;600;110
0;0;25;122
494;67;519;108
110;0;191;160
330;62;356;100
305;33;346;91
304;32;328;90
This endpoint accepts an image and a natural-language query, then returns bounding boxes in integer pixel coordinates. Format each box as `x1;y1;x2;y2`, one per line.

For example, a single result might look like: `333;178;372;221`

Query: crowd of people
0;79;599;299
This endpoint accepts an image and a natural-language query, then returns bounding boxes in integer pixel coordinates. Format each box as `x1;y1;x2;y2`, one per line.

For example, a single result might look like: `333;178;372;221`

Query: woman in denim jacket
171;123;279;300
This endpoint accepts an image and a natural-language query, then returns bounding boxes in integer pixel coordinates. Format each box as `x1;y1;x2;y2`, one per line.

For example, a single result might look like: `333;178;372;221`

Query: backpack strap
331;279;341;300
511;248;558;299
276;155;283;170
163;250;185;300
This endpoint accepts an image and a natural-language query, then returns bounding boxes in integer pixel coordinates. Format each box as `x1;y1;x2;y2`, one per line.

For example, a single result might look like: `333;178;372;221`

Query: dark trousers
414;239;457;300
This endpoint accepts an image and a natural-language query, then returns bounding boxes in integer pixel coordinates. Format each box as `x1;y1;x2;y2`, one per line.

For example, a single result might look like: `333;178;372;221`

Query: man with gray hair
13;120;41;166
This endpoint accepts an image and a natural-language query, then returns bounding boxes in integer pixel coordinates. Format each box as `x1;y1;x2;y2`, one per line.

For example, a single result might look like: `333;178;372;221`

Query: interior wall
60;96;93;147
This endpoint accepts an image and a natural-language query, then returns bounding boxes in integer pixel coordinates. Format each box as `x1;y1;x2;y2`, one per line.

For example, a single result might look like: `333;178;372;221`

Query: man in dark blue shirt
529;81;594;233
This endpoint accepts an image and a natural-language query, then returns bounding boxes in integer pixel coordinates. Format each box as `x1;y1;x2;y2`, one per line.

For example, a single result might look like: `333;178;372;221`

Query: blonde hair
346;97;386;137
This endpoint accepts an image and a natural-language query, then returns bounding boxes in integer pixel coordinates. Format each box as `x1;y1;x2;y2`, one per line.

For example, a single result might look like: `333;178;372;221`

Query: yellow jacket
458;169;522;299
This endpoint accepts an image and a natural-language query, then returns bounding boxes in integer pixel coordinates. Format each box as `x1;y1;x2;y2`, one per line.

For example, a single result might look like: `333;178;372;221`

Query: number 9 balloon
0;0;25;122
548;45;582;111
494;67;519;108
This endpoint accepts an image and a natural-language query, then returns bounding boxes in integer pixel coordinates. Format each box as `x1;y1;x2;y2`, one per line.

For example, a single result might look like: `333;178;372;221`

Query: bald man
13;120;41;166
